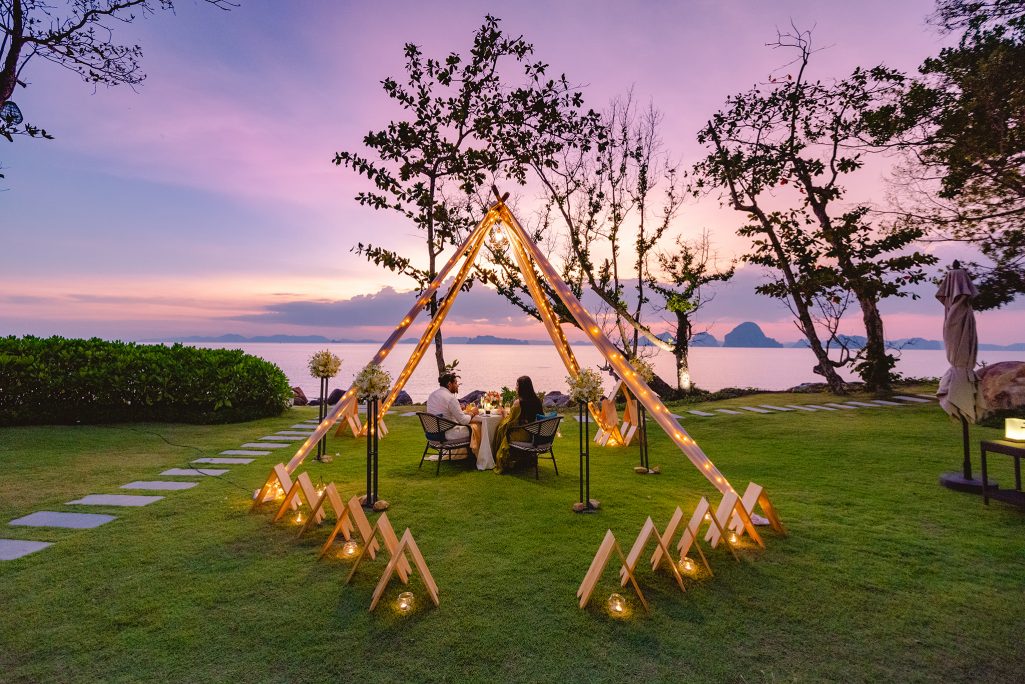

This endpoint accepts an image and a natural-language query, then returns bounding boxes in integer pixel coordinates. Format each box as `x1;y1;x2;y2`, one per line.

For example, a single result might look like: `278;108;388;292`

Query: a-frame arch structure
278;195;737;497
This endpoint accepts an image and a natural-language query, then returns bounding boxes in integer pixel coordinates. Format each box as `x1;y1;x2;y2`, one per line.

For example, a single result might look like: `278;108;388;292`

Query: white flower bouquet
354;363;392;400
628;356;655;383
308;349;342;379
566;368;604;404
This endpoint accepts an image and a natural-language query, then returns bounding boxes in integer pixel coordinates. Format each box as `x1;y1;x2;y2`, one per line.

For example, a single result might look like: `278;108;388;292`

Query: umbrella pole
961;416;972;480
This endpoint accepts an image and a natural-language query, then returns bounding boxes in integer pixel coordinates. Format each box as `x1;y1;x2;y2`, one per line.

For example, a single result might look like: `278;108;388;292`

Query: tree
693;30;935;394
870;0;1025;309
0;0;233;148
334;16;600;375
647;231;735;392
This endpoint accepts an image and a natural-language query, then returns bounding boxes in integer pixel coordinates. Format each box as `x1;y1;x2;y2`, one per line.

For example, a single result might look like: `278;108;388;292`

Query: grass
2;387;1024;683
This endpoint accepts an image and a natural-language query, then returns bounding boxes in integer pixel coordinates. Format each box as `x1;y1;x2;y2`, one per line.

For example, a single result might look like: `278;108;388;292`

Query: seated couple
424;374;550;473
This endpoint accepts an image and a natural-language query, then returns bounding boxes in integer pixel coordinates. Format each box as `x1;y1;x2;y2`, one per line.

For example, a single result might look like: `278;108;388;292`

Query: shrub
0;336;293;425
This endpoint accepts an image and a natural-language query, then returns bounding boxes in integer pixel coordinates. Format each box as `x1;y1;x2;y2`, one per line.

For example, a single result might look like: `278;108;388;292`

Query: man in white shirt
425;372;478;441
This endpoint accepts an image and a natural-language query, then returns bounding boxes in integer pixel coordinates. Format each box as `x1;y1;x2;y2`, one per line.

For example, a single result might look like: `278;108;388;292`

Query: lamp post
363;395;380;510
575;400;597;513
317;376;329;460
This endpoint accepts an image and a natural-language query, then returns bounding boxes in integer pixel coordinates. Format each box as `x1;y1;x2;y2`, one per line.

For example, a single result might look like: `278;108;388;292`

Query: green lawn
2;389;1024;683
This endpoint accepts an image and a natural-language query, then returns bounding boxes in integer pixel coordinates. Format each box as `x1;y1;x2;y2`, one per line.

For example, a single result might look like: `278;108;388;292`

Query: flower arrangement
628;356;655;383
354;363;392;400
483;390;502;408
566;369;604;404
308;350;342;379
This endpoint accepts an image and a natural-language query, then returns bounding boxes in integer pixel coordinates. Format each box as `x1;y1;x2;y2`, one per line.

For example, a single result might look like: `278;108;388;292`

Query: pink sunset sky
2;0;1021;345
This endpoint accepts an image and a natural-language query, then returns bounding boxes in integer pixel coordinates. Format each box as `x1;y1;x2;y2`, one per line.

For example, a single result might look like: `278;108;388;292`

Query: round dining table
470;412;504;470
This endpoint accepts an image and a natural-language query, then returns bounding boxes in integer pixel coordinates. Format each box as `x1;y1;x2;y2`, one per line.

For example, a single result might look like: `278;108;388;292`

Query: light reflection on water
190;342;1021;402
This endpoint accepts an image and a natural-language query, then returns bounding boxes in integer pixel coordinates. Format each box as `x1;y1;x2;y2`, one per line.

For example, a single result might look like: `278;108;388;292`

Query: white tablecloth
471;413;503;470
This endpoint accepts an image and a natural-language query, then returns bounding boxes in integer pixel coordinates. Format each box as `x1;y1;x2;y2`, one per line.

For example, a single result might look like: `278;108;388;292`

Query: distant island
150;324;1025;350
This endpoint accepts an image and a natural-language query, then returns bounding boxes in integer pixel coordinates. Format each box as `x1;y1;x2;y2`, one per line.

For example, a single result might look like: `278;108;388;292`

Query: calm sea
192;342;1022;402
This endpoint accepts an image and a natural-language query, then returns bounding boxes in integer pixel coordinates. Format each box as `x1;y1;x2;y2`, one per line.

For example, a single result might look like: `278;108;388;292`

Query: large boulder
460;389;486;404
543;391;572;408
291;386;308;406
326;388;344;405
978;361;1025;414
394;390;413;406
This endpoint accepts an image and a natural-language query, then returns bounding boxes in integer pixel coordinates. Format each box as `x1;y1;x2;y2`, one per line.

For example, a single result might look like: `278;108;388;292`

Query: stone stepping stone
759;405;794;412
0;539;53;561
67;494;163;507
193;457;253;465
845;401;882;408
688;410;716;417
121;481;198;491
895;395;932;403
258;435;300;441
220;450;271;456
161;468;228;477
9;511;116;529
784;405;819;412
401;411;418;417
914;394;937;400
805;404;837;411
241;442;289;449
716;409;742;415
739;406;772;414
824;403;858;410
290;424;318;430
275;431;316;436
871;400;903;406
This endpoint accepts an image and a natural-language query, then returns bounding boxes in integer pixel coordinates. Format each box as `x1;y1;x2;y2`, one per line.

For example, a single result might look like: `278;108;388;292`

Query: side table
981;439;1025;506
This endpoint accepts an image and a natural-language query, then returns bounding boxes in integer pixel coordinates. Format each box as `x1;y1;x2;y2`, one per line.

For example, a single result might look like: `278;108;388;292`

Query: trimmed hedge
0;336;293;425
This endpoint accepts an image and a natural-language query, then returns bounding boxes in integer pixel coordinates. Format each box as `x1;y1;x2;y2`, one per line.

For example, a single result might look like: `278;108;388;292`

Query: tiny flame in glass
728;532;739;545
294;512;304;525
679;557;696;574
607;593;627;616
396;591;415;613
340;540;360;559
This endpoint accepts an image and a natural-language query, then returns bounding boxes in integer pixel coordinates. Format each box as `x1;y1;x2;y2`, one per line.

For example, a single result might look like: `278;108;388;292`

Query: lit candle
397;591;414;613
679;557;696;574
607;593;627;616
728;532;739;545
295;512;303;525
340;540;360;559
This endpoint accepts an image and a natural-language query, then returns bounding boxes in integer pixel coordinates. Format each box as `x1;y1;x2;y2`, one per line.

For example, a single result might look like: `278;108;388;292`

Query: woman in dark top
494;375;544;473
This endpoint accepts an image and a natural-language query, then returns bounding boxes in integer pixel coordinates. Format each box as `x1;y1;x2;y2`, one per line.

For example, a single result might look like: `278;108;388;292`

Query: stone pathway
121;481;198;491
161;468;228;477
257;435;299;441
824;403;858;410
0;539;52;561
240;442;289;449
220;449;271;456
688;410;717;417
739;406;772;414
716;408;742;415
67;494;164;507
10;512;116;529
896;395;932;403
759;405;795;412
193;457;254;465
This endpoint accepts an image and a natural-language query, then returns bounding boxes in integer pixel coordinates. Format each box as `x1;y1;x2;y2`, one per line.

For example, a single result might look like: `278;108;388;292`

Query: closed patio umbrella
936;262;986;490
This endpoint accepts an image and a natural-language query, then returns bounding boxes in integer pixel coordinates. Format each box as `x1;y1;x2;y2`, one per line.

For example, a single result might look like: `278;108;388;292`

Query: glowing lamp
728;532;739;545
703;513;711;522
1006;418;1025;442
294;512;304;525
340;541;360;559
607;593;627;616
396;591;415;613
679;557;696;574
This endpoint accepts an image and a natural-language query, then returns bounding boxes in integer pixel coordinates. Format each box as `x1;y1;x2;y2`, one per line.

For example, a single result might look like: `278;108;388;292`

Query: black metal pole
365;397;373;506
317;377;328;459
372;397;380;503
961;415;972;480
578;401;585;504
585;407;591;506
640;405;649;471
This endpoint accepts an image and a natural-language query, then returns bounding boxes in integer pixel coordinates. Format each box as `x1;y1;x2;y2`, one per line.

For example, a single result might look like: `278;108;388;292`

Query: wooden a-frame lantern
264;189;756;504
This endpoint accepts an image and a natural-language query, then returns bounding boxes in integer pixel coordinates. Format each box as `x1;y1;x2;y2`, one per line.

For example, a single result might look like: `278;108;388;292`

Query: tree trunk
426;175;446;375
674;310;693;393
857;294;891;394
1;1;25;103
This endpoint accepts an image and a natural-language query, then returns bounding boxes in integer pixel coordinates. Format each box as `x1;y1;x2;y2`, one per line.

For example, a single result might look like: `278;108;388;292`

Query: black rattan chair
416;412;475;475
509;415;562;479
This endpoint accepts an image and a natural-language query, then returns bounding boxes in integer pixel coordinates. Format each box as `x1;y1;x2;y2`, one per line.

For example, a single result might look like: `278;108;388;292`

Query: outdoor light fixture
294;512;303;525
607;593;627;616
339;540;360;559
728;532;739;545
704;513;712;522
1006;418;1025;442
396;591;415;613
679;557;696;575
